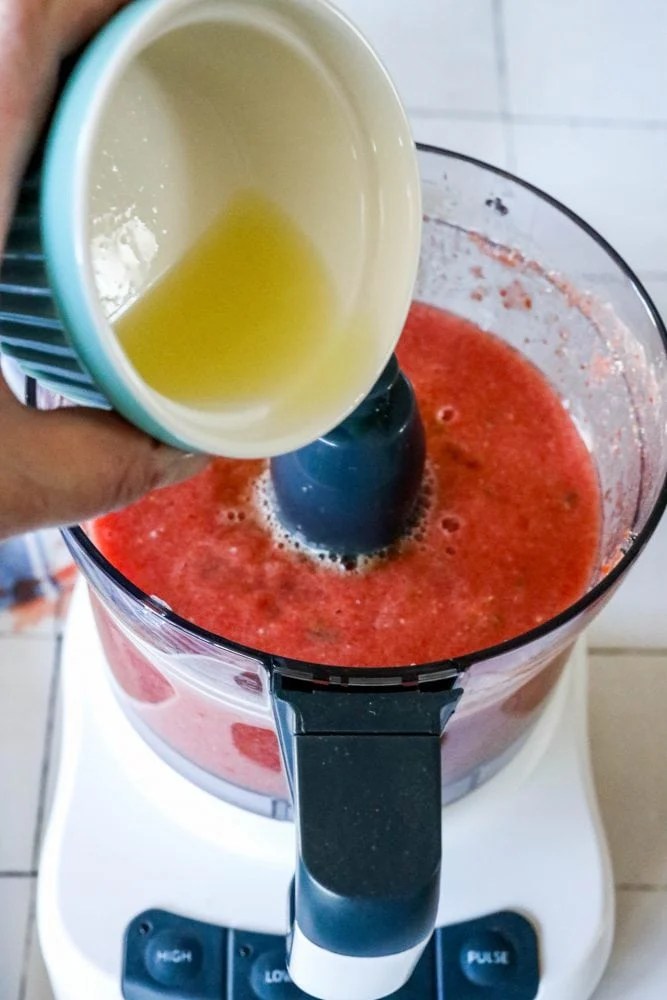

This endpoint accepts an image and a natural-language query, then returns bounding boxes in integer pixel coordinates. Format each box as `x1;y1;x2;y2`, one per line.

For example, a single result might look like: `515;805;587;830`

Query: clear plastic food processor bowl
66;147;667;820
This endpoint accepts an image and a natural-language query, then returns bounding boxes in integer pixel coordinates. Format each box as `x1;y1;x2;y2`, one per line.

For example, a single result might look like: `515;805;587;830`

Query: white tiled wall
3;2;667;999
338;0;667;650
341;0;503;115
503;0;667;123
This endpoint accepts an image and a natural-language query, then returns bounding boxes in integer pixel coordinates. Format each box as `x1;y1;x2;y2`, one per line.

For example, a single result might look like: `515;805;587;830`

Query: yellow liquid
115;191;339;409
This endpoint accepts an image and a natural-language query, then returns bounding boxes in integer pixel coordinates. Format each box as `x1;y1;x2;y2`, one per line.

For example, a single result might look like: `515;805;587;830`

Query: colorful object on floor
0;531;75;631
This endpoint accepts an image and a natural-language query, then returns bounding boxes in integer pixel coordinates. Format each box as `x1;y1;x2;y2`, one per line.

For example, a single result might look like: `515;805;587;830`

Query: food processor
35;147;667;1000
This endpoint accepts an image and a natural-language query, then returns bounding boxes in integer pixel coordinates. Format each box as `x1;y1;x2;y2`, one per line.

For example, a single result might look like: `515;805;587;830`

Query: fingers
55;1;133;55
0;391;211;539
0;0;134;243
0;1;212;541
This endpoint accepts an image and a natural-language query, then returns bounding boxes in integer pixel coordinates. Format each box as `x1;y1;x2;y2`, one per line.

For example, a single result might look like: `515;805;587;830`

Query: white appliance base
38;586;614;999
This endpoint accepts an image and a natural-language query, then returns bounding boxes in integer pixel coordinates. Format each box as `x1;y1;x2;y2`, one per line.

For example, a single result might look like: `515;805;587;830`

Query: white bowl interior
84;0;421;456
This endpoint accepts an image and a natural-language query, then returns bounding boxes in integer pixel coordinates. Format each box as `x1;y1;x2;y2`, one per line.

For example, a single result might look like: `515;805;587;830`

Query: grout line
513;112;667;130
408;107;667;132
0;630;56;642
17;878;37;1000
491;0;516;171
409;108;502;122
30;634;62;871
17;636;62;1000
617;883;667;893
589;646;667;658
491;0;511;111
0;871;38;879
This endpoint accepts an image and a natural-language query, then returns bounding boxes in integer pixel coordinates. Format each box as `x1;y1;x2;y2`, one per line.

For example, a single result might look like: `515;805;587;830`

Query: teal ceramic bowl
0;0;421;457
0;0;179;433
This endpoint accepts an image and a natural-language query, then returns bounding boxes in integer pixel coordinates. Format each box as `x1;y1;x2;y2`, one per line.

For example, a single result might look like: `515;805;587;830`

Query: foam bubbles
252;466;436;573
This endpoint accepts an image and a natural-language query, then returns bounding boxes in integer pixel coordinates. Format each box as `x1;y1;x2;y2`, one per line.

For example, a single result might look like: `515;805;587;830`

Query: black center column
272;672;462;1000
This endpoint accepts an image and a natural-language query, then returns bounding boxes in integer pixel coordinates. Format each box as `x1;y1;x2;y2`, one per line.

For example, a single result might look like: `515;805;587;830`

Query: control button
229;930;438;1000
438;912;539;999
145;930;203;987
250;949;307;998
460;930;517;987
125;909;225;999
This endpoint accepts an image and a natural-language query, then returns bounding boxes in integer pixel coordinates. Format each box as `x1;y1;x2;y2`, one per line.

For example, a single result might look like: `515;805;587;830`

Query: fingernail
156;449;212;488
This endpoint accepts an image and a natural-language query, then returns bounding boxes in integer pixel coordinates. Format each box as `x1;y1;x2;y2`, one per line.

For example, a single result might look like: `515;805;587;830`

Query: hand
0;374;209;539
0;3;131;181
0;1;210;540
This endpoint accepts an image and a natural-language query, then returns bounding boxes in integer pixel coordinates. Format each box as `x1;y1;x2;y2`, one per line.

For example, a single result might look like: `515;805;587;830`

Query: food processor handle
273;675;462;1000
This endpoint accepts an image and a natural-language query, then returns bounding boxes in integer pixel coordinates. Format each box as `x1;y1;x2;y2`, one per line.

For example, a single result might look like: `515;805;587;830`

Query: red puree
95;304;600;667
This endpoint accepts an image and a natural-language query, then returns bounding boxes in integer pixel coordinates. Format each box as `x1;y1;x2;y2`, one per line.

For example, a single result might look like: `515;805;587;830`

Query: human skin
0;0;209;540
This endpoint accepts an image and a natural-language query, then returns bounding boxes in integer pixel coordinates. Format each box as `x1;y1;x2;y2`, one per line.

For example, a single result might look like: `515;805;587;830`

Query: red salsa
95;304;601;667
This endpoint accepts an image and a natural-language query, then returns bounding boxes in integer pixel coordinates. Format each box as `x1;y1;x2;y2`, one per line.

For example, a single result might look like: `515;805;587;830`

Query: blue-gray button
250;949;308;999
460;930;517;987
145;930;203;986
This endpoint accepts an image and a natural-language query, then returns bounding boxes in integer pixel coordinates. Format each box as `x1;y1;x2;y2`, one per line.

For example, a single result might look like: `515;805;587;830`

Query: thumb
0;385;210;539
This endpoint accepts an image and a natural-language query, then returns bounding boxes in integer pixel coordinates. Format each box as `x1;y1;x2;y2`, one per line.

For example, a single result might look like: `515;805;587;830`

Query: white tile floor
4;0;667;997
0;635;58;1000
